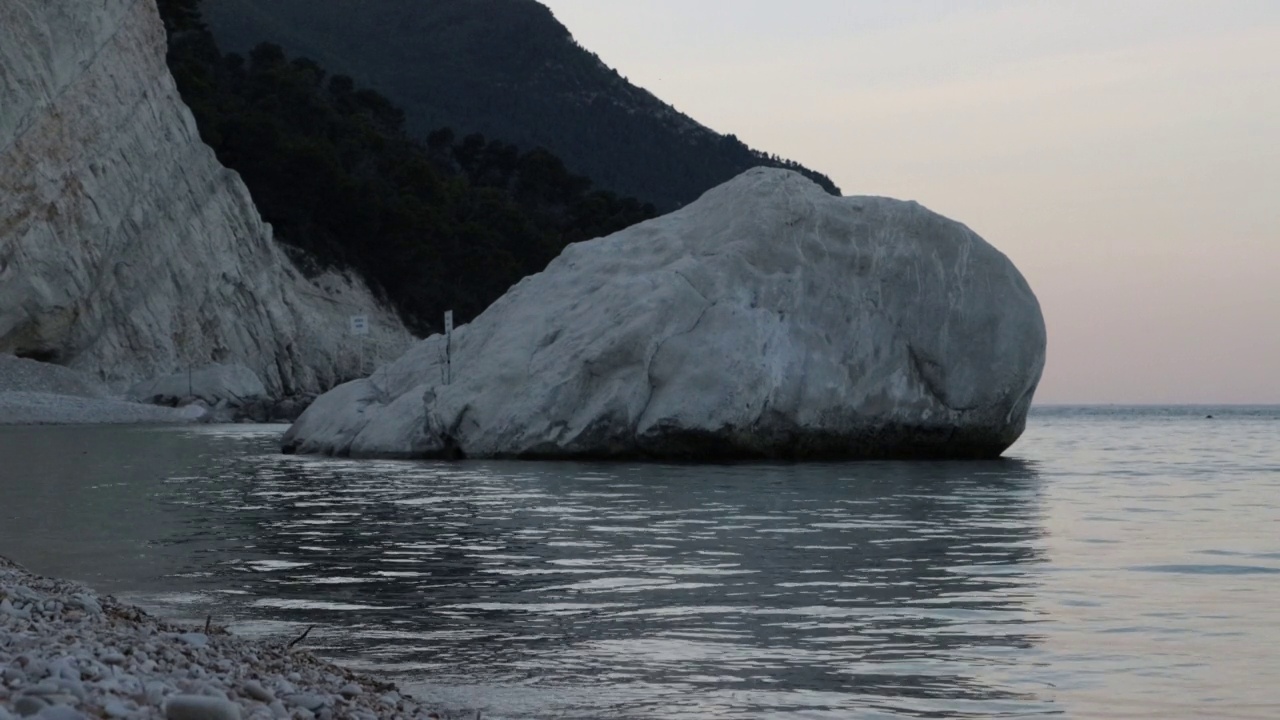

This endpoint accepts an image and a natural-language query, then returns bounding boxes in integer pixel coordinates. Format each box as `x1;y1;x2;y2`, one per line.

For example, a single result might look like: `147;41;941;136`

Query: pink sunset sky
540;0;1280;404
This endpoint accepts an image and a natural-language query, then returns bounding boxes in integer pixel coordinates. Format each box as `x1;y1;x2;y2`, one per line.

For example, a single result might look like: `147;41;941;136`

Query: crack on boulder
671;269;709;303
439;431;466;460
635;300;715;433
907;343;951;409
435;402;471;460
526;327;562;378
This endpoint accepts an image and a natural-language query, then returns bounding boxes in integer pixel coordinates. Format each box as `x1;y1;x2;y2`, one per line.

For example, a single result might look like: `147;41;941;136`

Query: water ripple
2;408;1279;718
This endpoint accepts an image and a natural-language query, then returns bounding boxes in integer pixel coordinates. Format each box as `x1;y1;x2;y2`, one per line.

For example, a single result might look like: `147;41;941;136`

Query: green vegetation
198;0;841;211
157;0;655;334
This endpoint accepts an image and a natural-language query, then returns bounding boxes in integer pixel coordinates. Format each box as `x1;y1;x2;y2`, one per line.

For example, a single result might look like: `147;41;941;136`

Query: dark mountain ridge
157;0;655;335
199;0;840;211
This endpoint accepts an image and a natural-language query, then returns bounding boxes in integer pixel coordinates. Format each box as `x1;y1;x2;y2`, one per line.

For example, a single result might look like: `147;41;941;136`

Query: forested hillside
198;0;840;211
157;0;655;335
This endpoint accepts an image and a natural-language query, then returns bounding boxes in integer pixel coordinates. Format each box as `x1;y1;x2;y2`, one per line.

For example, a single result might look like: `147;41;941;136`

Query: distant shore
0;556;440;719
0;391;200;426
0;355;198;426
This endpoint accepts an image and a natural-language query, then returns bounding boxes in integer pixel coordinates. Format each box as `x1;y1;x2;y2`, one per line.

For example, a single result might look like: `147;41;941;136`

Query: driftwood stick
287;624;314;650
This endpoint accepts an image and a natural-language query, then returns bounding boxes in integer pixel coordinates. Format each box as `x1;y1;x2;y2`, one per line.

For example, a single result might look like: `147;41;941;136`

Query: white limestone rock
126;363;266;407
0;0;411;398
283;168;1047;460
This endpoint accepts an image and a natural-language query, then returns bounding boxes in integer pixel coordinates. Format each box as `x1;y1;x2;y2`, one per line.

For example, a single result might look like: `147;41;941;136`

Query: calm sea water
1;406;1277;719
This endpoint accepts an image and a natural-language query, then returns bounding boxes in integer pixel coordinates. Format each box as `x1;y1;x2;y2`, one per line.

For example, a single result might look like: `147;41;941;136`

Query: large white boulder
283;168;1046;460
0;0;410;398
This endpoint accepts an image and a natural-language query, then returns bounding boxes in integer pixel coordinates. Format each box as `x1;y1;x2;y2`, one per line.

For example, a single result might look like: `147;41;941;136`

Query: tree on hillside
157;4;655;335
196;0;841;212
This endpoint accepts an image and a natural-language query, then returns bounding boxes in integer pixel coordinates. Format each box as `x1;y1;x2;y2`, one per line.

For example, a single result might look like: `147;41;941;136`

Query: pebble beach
0;356;195;426
0;557;442;720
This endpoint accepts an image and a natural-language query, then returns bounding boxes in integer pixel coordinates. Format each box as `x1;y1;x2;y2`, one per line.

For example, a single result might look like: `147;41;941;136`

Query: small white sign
349;314;370;336
444;310;454;335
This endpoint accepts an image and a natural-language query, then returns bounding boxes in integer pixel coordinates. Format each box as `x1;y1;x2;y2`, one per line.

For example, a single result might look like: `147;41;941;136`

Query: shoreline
0;392;201;426
0;556;442;719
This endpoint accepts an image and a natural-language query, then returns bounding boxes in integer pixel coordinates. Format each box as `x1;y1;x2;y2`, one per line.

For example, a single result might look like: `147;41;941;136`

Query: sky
538;0;1280;405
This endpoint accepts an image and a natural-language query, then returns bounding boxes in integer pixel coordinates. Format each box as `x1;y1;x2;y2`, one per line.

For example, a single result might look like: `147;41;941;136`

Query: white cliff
0;0;410;398
283;168;1047;460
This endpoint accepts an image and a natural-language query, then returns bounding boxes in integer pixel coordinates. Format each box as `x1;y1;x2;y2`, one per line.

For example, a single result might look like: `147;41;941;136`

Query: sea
1;405;1277;719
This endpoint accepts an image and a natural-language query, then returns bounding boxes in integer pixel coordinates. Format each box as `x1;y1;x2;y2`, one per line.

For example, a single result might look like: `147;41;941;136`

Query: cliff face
0;0;411;396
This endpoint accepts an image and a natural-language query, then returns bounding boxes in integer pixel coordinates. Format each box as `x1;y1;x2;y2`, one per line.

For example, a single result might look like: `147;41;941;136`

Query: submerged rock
284;168;1046;460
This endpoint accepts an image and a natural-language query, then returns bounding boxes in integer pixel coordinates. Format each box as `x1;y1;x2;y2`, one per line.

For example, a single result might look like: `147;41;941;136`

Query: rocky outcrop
0;0;411;398
283;168;1047;460
125;363;320;422
126;363;266;407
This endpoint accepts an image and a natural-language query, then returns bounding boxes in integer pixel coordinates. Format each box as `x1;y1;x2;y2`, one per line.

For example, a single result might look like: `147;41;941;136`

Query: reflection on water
186;456;1048;719
1;408;1278;719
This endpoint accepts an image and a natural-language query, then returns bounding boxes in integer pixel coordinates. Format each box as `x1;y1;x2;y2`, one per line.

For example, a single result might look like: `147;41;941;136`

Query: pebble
284;693;325;711
178;634;209;649
164;695;241;720
33;707;86;720
1;600;30;620
67;596;100;617
12;695;46;716
27;682;59;698
241;681;273;703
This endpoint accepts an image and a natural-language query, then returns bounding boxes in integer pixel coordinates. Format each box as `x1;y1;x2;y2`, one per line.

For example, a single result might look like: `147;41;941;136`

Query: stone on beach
35;702;89;712
163;695;240;720
239;682;273;703
283;167;1047;460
